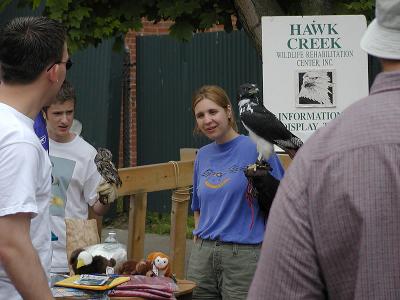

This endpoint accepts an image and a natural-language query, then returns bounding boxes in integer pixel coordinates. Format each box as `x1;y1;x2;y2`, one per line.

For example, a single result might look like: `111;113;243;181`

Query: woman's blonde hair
191;85;238;134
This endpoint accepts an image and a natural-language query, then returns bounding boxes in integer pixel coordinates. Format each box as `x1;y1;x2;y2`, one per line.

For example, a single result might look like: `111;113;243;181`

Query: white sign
262;15;368;142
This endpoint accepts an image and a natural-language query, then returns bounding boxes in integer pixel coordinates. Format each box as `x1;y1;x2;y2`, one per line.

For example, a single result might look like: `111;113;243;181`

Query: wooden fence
114;149;197;279
112;149;291;279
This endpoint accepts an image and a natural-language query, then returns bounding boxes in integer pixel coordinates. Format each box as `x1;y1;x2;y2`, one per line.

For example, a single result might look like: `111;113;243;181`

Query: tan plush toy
116;260;140;275
117;252;172;278
116;259;153;276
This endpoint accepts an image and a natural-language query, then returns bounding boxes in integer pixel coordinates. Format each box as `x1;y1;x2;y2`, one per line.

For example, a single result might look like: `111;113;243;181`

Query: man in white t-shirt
0;16;67;300
44;80;118;274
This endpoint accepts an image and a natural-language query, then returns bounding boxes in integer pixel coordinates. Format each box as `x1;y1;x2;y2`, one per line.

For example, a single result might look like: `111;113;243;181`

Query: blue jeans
187;239;261;300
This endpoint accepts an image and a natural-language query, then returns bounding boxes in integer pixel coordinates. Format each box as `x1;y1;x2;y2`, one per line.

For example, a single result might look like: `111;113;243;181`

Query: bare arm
92;200;110;216
0;213;54;300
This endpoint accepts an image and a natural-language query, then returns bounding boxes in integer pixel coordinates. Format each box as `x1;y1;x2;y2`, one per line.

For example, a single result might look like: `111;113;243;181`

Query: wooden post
170;187;190;279
277;153;292;170
127;193;147;260
169;150;196;279
179;148;198;161
116;160;195;268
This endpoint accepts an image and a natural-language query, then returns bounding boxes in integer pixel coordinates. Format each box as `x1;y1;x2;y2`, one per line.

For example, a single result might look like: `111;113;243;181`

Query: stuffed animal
116;260;140;275
117;258;160;277
134;260;152;276
70;248;116;275
116;252;172;278
146;252;172;278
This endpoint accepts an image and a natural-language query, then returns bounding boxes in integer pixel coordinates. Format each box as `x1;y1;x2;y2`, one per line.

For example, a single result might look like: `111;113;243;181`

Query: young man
44;80;117;274
0;16;67;299
248;1;400;299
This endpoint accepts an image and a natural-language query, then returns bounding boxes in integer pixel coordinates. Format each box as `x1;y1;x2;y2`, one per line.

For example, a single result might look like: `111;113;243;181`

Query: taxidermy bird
238;83;303;160
94;148;122;204
298;71;333;105
70;248;116;275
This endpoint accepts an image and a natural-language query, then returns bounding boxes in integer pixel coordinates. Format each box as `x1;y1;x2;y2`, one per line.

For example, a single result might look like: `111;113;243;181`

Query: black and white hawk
238;83;303;161
238;83;303;219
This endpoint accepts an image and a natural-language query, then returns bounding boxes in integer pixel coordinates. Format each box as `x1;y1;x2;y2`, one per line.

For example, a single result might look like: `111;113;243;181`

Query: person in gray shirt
248;1;400;299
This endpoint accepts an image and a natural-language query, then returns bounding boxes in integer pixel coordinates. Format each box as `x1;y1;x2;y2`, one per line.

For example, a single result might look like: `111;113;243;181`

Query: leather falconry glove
96;180;118;205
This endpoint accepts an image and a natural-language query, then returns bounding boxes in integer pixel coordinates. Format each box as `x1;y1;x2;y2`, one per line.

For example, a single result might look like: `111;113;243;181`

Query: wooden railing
115;149;197;279
113;148;290;280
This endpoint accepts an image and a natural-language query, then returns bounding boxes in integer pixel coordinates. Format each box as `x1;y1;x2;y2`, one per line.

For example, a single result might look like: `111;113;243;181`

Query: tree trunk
233;0;283;57
300;0;332;14
234;0;333;57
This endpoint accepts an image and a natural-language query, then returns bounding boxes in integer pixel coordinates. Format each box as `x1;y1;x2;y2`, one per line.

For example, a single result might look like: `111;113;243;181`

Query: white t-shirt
0;103;52;299
49;135;102;273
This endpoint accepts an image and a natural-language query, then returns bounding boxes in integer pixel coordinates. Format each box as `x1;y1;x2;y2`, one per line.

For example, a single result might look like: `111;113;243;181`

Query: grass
104;211;195;239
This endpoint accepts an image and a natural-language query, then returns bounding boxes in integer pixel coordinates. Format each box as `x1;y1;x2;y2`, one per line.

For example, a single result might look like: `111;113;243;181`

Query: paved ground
101;228;193;277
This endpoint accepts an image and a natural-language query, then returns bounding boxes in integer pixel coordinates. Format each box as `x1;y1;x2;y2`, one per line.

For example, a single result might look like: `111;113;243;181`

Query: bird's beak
77;258;85;269
250;88;259;94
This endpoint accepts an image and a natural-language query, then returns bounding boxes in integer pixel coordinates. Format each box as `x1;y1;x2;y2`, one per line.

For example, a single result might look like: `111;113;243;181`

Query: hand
96;180;118;205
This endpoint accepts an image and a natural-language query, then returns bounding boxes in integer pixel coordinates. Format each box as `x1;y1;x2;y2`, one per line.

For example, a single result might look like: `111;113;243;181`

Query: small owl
94;148;122;204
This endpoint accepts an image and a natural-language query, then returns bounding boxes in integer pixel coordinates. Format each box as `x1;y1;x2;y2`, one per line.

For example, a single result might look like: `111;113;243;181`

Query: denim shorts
187;238;261;300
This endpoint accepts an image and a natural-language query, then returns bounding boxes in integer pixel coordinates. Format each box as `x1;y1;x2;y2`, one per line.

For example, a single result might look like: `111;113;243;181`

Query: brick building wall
118;19;227;168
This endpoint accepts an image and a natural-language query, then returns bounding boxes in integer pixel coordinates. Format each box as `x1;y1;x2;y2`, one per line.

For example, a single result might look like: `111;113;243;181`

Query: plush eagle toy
70;248;116;275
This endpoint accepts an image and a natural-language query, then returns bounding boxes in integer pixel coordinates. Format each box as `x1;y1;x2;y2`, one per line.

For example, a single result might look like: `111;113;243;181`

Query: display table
56;279;196;300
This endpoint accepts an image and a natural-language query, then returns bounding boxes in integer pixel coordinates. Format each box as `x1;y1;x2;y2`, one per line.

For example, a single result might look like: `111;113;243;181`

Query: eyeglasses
46;58;73;72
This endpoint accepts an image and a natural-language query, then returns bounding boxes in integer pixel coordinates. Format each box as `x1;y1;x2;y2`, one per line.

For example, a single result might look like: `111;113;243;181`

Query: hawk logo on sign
296;70;336;107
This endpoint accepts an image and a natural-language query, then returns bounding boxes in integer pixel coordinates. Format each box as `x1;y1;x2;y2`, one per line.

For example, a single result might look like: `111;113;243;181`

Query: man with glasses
47;59;73;72
0;16;67;299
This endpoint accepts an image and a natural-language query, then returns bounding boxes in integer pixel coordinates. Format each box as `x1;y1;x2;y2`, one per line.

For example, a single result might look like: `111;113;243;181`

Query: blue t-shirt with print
33;112;49;153
191;135;284;244
34;112;58;241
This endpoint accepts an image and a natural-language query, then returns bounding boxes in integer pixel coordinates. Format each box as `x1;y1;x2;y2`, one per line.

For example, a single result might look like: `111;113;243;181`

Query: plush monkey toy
146;252;172;277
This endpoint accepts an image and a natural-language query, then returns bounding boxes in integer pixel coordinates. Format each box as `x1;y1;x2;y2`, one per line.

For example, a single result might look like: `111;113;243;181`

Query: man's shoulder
74;135;97;152
58;135;97;156
0;111;40;149
301;90;398;161
50;135;98;162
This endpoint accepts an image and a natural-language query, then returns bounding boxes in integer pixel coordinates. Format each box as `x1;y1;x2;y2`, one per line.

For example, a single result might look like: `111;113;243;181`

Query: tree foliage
0;0;374;53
